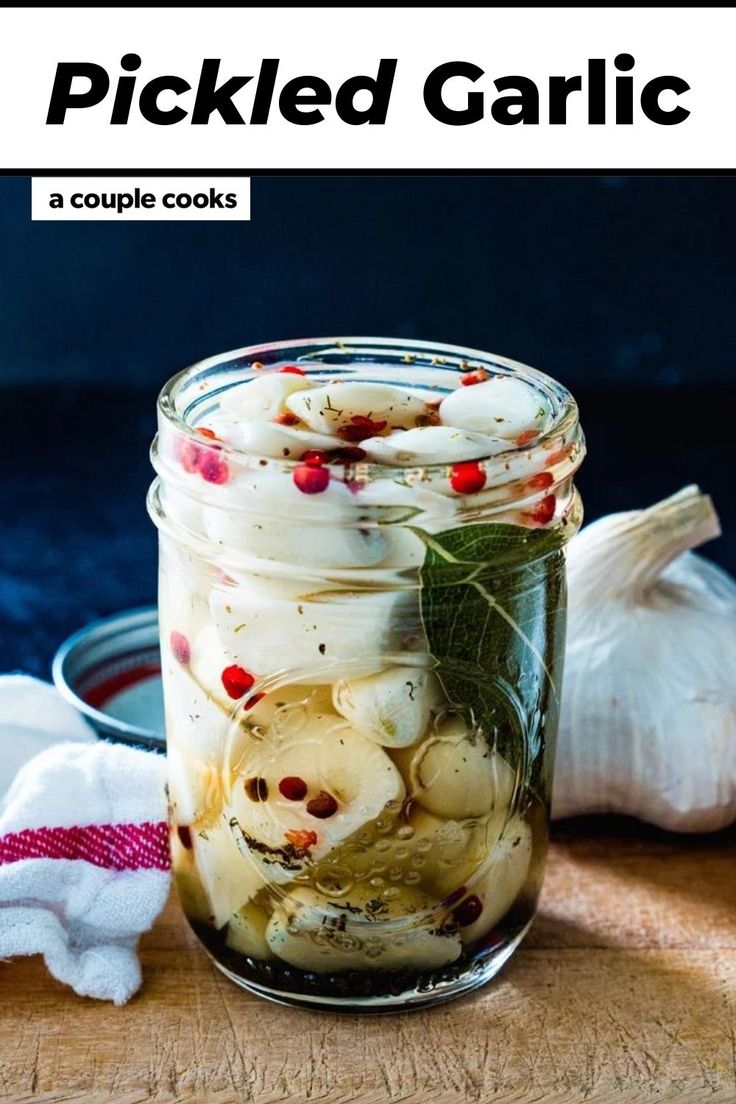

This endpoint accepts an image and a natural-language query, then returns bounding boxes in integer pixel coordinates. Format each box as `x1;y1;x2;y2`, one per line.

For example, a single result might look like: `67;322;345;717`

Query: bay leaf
412;522;567;796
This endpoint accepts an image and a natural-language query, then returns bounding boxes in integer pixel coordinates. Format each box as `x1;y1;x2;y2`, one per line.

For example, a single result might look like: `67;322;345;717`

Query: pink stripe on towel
0;822;171;871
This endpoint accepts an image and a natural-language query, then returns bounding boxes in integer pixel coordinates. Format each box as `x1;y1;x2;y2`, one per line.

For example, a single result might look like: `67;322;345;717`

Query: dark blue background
1;174;734;674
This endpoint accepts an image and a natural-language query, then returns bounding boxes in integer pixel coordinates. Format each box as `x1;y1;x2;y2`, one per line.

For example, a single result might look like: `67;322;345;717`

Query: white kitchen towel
0;676;170;1005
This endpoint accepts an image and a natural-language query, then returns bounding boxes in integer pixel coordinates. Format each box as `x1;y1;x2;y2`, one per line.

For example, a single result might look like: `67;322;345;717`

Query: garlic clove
266;883;461;972
163;641;230;817
201;467;390;568
244;682;335;729
285;381;428;435
191;815;269;927
408;809;505;898
392;717;516;820
167;746;220;827
171;834;212;924
362;426;508;465
212;372;313;426
225;901;272;959
224;419;340;460
332;667;439;748
454;817;532;944
440;376;552;440
227;713;405;870
209;575;420;684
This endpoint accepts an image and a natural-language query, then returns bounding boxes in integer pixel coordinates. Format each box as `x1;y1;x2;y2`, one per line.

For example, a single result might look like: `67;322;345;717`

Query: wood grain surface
1;817;734;1104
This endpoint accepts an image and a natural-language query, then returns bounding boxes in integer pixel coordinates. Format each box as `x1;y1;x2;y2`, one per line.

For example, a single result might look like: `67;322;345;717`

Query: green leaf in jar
412;522;567;791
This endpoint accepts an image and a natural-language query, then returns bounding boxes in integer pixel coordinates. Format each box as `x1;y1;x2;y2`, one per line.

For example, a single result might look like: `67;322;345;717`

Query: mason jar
147;337;584;1012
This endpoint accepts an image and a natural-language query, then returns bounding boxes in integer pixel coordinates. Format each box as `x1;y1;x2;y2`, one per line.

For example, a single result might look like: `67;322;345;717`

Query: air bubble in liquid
315;865;353;896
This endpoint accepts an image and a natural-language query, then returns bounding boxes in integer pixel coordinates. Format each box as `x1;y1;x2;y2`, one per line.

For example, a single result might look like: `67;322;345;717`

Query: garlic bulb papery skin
553;485;736;832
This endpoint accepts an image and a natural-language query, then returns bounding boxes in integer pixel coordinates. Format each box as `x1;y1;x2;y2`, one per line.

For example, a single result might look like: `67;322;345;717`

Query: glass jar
148;337;584;1012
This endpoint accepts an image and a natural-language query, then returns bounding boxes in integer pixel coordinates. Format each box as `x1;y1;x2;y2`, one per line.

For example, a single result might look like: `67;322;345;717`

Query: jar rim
157;335;582;480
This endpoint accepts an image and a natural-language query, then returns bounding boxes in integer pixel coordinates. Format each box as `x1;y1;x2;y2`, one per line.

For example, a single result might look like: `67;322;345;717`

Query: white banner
0;7;729;169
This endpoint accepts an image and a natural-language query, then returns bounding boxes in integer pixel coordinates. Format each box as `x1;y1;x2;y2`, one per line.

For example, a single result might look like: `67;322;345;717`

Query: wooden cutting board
1;817;734;1103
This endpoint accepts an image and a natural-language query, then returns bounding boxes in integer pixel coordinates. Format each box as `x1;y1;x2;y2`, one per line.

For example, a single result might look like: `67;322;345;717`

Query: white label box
31;177;251;220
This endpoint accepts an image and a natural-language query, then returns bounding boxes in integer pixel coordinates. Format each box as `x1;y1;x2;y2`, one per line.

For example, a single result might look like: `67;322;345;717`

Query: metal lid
52;606;165;752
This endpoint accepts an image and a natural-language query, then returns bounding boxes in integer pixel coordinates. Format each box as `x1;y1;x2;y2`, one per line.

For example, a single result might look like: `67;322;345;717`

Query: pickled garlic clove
227;715;405;870
285;381;429;435
171;844;212;925
439;376;552;441
225;419;338;460
163;646;230;777
266;883;461;973
453;817;532;944
201;467;390;569
191;816;270;927
245;682;334;729
333;667;440;748
225;901;272;959
408;809;506;898
209;577;419;683
188;624;246;709
203;508;389;569
329;806;494;900
361;426;508;465
212;371;313;428
167;747;222;827
392;718;516;820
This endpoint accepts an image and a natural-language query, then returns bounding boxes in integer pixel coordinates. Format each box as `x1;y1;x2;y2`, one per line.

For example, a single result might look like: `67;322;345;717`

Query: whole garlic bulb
553;485;736;832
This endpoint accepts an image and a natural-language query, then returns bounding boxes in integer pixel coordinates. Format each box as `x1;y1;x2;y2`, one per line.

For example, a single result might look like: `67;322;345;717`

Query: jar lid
52;606;165;752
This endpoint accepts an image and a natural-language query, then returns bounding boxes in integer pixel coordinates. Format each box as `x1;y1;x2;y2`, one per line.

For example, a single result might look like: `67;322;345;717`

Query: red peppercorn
528;471;554;491
279;365;306;375
177;825;193;850
273;412;300;426
336;415;388;443
293;464;330;494
460;369;489;387
300;449;329;467
178;440;203;474
515;428;540;447
544;447;570;468
284;828;318;851
244;777;269;802
221;664;256;699
244;692;266;711
306;791;339;819
279;776;308;801
442;885;468;908
452;894;483;927
199;451;229;484
477;927;504;951
529;494;556;526
450;462;487;495
330;446;367;464
170;631;191;665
